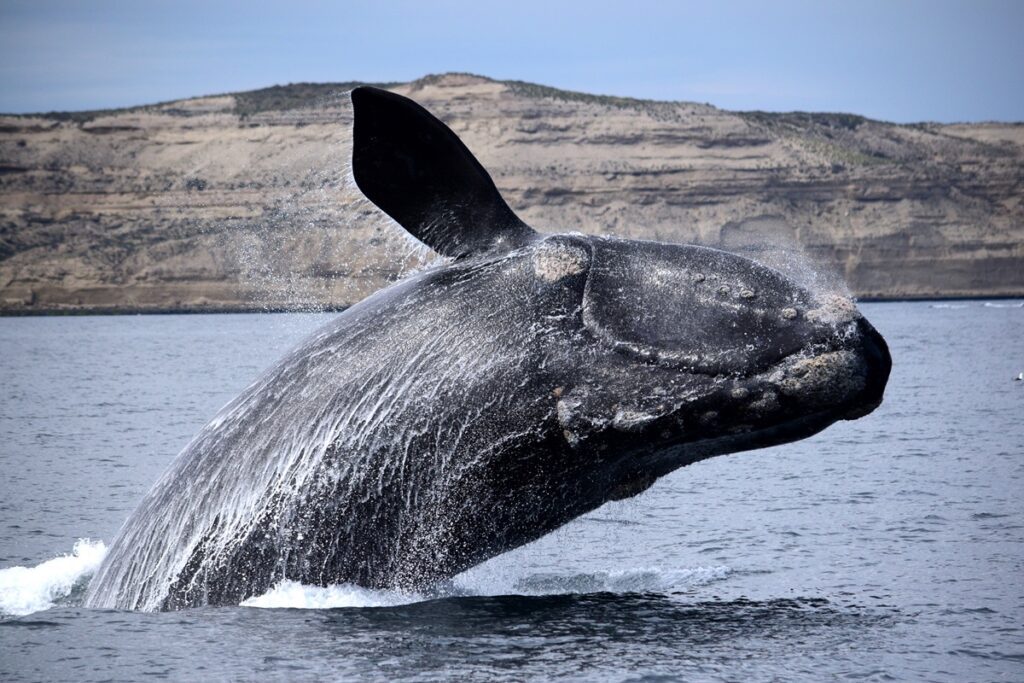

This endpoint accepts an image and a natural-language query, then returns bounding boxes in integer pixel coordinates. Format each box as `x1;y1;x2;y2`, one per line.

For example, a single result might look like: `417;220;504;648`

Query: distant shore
0;304;346;317
2;73;1021;311
2;295;1022;317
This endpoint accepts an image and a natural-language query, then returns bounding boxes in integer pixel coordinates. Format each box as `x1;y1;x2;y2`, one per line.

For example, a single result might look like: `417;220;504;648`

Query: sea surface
0;301;1022;682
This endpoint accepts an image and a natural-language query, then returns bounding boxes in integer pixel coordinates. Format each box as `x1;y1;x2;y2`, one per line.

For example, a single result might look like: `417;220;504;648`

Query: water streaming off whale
86;262;540;609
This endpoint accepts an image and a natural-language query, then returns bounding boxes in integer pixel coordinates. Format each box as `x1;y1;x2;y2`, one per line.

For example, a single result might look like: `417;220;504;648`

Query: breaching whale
85;87;891;611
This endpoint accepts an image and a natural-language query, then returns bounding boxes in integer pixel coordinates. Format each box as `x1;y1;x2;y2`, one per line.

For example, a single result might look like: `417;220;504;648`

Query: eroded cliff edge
1;73;1021;313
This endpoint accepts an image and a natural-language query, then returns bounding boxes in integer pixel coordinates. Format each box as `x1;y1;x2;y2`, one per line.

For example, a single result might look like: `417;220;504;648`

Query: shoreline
0;304;349;317
2;294;1022;317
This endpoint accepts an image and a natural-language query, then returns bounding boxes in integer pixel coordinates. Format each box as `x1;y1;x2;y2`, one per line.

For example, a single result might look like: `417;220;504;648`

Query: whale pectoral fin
351;86;536;259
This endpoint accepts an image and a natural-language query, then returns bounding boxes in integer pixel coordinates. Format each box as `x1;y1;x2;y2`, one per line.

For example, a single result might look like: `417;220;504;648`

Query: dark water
1;302;1022;681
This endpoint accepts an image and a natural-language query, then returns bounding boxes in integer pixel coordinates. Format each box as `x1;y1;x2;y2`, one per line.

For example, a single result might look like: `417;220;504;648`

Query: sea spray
242;579;425;609
240;565;733;610
0;539;107;616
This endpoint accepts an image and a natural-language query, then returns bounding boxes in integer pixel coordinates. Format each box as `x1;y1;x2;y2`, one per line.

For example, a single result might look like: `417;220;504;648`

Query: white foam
241;579;424;609
241;565;732;610
0;539;107;616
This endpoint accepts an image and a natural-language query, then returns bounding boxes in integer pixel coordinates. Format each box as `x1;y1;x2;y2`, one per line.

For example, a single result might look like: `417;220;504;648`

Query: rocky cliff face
1;73;1021;312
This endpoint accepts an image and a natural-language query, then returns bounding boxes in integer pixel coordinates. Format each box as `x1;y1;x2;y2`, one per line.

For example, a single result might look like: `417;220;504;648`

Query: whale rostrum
84;87;891;611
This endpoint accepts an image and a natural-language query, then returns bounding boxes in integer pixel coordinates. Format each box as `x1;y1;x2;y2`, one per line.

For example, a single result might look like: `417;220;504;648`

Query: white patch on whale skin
805;294;859;326
777;350;866;404
612;408;659;433
532;241;588;283
556;398;581;428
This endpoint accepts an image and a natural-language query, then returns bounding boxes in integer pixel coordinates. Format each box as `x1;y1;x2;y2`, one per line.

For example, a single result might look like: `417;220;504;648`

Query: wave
242;565;732;610
509;566;731;595
0;539;107;617
928;301;1024;310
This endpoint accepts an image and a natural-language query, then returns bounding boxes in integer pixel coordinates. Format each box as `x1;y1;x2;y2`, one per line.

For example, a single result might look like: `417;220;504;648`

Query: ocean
1;301;1021;681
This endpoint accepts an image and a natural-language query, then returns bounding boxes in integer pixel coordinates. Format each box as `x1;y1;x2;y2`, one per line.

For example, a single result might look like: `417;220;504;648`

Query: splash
241;565;732;609
242;579;424;609
0;540;107;617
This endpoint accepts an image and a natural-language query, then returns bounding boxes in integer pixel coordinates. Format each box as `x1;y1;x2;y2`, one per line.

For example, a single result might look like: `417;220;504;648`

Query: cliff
1;73;1021;313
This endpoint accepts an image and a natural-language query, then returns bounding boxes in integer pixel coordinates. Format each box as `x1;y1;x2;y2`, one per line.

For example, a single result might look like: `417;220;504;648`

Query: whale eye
582;240;815;375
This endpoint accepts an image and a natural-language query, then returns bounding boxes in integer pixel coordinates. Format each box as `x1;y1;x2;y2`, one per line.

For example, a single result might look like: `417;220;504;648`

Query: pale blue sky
1;0;1021;122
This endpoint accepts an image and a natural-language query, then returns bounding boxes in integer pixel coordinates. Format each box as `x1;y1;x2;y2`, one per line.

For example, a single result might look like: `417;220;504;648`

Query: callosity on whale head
84;86;890;611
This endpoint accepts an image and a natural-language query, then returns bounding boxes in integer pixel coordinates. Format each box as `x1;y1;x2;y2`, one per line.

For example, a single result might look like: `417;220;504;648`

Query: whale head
526;233;890;501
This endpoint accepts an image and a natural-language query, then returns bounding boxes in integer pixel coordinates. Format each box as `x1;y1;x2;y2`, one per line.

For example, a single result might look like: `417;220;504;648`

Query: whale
85;87;891;611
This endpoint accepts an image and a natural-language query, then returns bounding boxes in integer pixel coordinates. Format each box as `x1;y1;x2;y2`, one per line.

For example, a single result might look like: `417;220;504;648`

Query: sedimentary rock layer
1;73;1021;312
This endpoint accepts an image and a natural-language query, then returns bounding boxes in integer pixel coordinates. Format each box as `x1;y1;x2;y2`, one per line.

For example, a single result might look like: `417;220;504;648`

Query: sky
1;0;1022;123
